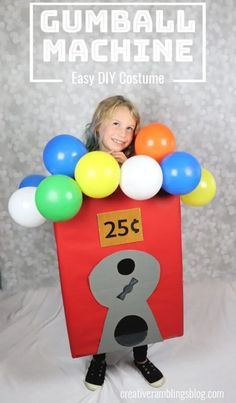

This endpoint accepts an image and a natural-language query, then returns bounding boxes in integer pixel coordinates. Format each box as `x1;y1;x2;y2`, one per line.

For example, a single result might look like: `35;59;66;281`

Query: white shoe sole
84;381;103;391
149;376;166;388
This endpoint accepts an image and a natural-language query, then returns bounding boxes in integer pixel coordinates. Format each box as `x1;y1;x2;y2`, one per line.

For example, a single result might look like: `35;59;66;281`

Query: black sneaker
84;359;107;391
134;359;165;388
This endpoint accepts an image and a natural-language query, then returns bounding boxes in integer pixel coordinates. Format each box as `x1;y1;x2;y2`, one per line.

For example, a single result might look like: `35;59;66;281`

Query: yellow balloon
74;151;120;198
181;168;216;206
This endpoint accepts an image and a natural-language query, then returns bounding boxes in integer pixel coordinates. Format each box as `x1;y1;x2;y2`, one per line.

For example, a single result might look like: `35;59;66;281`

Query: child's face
97;106;136;152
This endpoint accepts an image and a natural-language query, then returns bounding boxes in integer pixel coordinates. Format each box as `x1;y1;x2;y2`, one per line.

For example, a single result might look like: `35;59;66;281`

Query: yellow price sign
97;208;144;247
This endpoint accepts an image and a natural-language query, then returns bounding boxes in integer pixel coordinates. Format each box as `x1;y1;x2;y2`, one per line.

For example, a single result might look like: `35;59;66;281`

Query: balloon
120;155;163;200
35;175;83;221
74;151;120;198
19;174;46;188
161;151;201;195
8;187;46;228
43;134;88;177
135;123;176;162
181;168;216;206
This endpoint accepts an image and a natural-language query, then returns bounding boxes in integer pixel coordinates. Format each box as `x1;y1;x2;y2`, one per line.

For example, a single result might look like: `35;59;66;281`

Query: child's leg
133;345;165;388
133;344;148;363
84;353;107;391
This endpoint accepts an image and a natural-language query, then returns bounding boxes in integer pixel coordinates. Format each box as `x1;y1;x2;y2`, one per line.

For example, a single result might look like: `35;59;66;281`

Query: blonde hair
84;95;140;157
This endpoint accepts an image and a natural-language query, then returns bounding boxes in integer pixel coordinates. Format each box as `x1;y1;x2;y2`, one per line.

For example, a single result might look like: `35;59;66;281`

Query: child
83;95;165;391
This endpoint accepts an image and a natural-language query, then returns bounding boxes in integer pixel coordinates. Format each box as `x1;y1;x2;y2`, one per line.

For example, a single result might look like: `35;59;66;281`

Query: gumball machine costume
54;188;183;357
8;125;216;359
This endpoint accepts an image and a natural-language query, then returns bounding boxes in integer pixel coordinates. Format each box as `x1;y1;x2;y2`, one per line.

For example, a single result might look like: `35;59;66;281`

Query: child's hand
110;151;127;165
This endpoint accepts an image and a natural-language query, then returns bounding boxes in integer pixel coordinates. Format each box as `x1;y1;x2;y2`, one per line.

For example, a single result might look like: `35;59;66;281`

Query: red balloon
135;123;176;162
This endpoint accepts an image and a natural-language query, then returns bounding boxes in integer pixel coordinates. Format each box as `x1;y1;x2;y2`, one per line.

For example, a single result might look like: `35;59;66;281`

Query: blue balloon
43;134;88;177
19;174;46;188
161;151;201;195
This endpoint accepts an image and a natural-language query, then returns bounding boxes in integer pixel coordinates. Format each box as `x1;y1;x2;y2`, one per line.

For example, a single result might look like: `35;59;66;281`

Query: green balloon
35;175;83;221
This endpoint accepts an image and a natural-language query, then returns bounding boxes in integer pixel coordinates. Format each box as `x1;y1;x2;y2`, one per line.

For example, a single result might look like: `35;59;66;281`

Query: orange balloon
135;123;176;162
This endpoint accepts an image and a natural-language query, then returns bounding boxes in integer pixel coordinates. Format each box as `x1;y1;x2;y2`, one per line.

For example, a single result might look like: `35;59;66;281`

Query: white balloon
120;155;163;200
8;187;47;228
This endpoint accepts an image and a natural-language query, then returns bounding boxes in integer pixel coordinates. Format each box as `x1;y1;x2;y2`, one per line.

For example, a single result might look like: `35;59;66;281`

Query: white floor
0;280;235;403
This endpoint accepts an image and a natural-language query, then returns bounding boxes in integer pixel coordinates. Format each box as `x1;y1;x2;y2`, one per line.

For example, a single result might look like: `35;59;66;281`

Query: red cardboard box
54;189;183;358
